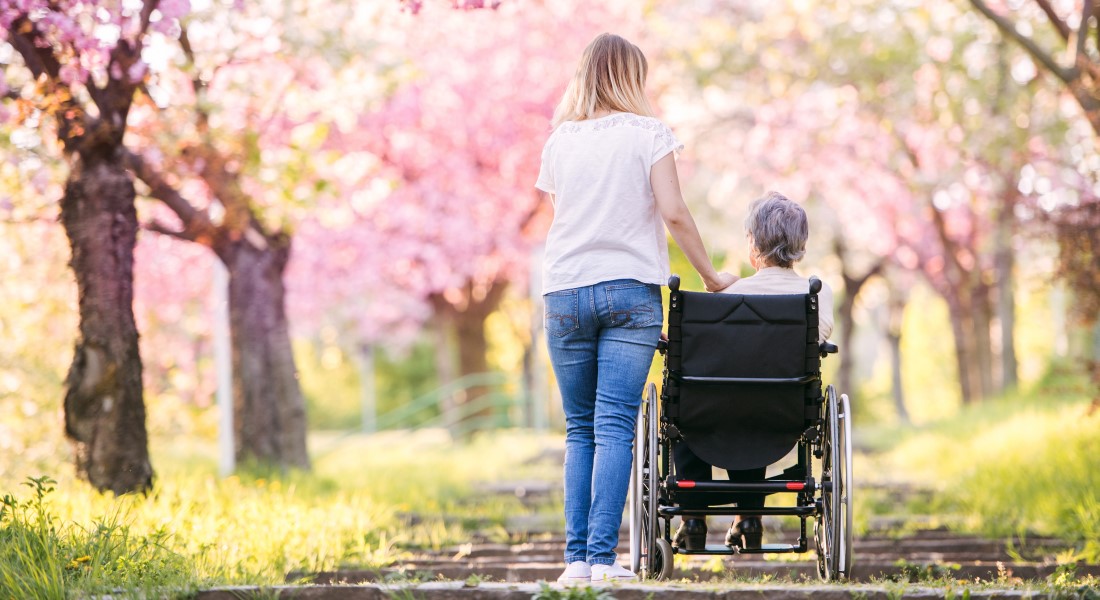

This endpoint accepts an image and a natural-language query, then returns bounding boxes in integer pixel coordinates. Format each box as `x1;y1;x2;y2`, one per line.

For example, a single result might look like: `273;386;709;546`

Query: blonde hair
551;33;655;128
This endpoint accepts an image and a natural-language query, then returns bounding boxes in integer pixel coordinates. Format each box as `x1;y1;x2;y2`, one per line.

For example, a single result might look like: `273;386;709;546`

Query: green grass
3;361;1097;597
0;430;564;598
857;364;1100;562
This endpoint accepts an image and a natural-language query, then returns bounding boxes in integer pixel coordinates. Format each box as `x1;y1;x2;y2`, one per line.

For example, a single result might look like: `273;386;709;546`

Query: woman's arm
651;153;737;292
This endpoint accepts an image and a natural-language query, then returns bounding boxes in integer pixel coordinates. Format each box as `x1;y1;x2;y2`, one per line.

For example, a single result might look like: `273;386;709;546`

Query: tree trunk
836;289;857;399
455;306;492;417
832;237;884;400
430;281;508;436
972;278;995;399
995;197;1019;390
433;315;460;430
60;154;153;495
355;344;377;434
886;285;910;425
944;292;976;405
927;204;987;405
218;232;310;470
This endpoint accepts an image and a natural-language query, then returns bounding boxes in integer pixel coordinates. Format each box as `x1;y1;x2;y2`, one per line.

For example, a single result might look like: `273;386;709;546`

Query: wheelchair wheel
838;392;854;579
653;537;675;580
815;384;842;581
630;383;663;578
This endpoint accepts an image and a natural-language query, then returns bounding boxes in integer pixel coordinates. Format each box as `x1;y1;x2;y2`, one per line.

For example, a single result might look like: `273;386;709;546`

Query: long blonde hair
551;33;655;128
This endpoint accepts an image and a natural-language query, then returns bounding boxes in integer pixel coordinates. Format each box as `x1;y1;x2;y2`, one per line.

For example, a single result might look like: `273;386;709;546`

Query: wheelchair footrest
660;506;817;517
673;543;803;555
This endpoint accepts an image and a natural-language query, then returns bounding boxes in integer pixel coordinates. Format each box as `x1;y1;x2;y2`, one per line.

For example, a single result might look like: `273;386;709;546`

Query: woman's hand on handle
651;153;737;293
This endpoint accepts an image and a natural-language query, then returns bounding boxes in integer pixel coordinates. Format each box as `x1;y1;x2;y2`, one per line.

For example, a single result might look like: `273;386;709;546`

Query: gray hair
744;191;808;269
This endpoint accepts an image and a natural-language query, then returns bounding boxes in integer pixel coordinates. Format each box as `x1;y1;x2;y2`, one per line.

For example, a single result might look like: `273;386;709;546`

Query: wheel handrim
839;393;854;577
817;385;839;580
645;383;659;573
828;387;842;577
630;398;645;573
633;384;661;577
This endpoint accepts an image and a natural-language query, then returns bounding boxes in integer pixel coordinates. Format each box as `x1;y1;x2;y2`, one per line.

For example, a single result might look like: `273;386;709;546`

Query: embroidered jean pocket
544;289;580;338
606;283;661;329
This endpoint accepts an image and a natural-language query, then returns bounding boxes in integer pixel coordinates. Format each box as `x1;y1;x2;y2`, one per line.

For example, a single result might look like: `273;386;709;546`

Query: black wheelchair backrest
664;277;824;471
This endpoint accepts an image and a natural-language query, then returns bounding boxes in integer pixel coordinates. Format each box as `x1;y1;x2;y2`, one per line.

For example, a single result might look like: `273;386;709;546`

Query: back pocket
606;283;661;329
544;289;580;337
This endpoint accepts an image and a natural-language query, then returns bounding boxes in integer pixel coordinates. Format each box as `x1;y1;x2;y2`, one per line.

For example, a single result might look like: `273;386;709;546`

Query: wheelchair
629;275;853;580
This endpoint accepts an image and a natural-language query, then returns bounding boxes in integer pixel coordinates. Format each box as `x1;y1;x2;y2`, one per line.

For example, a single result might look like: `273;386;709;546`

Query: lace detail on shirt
558;114;682;152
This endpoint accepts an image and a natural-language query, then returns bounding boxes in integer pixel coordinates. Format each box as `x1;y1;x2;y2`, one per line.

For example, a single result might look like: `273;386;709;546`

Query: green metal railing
313;371;543;458
372;371;520;432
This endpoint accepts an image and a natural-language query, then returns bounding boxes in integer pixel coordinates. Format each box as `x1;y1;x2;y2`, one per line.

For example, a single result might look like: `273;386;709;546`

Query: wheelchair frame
628;275;853;581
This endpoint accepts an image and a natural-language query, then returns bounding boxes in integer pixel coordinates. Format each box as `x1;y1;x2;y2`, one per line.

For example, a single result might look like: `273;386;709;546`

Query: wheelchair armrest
657;338;669;354
819;342;838;358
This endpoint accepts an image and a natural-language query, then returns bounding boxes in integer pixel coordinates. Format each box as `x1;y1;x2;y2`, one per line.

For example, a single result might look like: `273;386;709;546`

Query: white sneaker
557;561;591;585
590;562;638;582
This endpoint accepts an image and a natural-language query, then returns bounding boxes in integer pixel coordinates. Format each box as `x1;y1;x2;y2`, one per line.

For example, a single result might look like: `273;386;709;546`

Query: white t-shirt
535;113;683;295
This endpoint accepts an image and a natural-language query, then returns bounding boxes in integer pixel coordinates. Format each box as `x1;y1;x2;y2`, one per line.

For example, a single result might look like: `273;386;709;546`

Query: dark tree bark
218;233;309;468
60;153;154;495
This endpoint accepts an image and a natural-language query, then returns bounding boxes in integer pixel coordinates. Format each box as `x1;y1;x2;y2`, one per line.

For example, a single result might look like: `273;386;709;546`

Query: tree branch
1077;0;1093;69
969;0;1077;83
176;26;255;235
178;26;211;135
1035;0;1071;40
124;149;218;246
143;219;197;242
92;0;161;123
7;18;62;81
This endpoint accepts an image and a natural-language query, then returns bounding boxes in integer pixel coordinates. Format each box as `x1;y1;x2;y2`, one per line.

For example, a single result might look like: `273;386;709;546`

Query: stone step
440;536;1068;561
298;560;1100;585
198;582;1075;600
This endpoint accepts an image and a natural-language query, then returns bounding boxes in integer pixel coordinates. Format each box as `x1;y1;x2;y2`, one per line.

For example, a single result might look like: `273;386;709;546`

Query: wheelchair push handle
808;276;822;295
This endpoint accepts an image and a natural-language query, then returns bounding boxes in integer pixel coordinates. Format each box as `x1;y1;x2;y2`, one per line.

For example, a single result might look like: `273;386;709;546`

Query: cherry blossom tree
0;0;188;493
320;0;631;429
3;0;519;477
654;0;1072;409
651;1;917;404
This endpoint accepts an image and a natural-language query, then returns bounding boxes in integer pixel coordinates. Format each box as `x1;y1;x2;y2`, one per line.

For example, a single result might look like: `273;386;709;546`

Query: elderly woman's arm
651;153;737;292
818;282;835;342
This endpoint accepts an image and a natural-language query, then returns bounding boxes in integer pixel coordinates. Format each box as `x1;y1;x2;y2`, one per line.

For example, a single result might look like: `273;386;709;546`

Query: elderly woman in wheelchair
629;192;853;581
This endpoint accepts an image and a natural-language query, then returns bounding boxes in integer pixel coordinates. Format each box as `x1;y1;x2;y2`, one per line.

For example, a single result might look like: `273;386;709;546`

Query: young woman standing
535;33;736;583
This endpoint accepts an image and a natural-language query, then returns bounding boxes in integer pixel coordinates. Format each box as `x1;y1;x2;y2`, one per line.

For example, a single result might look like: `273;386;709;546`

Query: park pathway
213;479;1099;599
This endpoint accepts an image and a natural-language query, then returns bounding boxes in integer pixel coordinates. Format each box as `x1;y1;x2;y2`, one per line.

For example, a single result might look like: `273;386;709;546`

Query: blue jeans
544;279;663;565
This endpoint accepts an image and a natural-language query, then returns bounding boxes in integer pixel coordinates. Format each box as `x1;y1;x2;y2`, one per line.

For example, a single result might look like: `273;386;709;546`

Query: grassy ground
0;429;563;598
857;364;1100;562
2;367;1098;598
